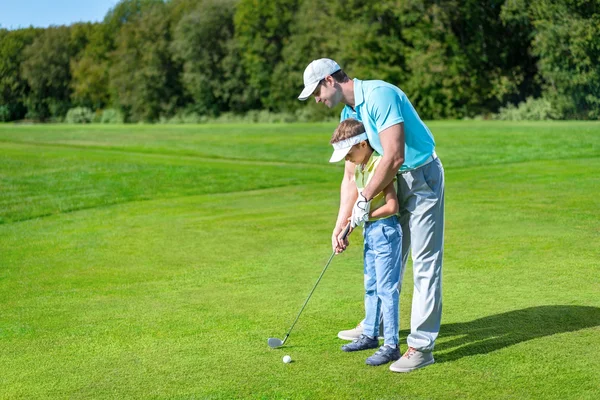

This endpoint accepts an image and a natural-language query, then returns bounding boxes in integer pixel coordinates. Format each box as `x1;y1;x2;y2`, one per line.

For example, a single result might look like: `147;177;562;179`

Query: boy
329;118;403;366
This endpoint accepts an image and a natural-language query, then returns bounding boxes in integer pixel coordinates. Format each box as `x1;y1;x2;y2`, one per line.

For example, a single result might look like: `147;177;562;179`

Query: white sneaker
337;321;384;341
389;347;435;373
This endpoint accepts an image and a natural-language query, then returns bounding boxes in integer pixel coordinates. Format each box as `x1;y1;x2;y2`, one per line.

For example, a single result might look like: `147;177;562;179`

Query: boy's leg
365;217;402;366
341;226;380;352
375;217;403;345
374;218;402;345
361;224;380;338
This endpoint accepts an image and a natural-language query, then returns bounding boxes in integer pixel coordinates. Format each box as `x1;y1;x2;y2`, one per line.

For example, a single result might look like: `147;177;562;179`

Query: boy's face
345;141;371;165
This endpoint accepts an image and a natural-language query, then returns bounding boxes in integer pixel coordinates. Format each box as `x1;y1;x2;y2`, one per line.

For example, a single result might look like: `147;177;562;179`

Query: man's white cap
298;58;341;100
329;132;368;163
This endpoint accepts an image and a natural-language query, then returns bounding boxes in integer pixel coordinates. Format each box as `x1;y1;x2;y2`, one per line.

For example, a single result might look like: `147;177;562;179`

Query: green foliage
65;107;94;123
109;0;183;122
70;23;113;110
234;0;299;110
294;101;341;122
20;26;76;120
159;111;206;124
213;110;295;123
495;96;560;120
0;27;42;120
171;0;236;117
100;108;125;123
530;0;600;119
502;0;600;119
0;105;9;122
396;0;538;119
1;0;599;121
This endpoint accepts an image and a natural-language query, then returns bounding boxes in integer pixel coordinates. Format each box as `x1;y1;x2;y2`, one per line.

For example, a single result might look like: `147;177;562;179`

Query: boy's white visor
329;133;368;163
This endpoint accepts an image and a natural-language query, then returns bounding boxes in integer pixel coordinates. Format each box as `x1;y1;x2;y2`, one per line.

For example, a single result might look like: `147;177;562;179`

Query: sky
0;0;120;30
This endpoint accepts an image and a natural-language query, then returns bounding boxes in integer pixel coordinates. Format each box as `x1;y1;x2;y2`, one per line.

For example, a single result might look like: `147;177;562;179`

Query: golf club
268;222;352;349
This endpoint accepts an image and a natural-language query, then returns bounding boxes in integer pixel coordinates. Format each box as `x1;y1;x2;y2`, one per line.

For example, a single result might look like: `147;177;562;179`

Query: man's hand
350;192;371;228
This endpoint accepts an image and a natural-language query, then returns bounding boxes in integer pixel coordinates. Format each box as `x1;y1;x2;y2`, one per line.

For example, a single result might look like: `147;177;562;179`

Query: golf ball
283;355;292;364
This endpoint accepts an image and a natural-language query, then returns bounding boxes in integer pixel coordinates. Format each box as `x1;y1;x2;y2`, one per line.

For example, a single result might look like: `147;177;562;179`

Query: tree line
1;0;598;123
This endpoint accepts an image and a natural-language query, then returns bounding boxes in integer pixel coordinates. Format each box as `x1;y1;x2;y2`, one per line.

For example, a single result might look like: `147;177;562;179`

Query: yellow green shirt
354;152;398;221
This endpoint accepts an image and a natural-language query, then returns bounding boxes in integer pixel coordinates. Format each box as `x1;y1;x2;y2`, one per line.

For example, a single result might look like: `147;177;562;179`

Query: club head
267;337;284;348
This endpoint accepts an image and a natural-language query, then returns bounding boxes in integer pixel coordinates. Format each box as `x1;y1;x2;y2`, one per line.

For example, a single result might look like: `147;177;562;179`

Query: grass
0;121;599;399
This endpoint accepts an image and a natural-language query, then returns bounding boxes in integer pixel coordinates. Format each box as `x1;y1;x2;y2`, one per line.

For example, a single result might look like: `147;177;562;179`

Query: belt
399;151;438;174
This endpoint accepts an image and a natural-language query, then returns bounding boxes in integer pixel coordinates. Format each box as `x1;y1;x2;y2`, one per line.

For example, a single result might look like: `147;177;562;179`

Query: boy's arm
333;160;357;253
369;180;399;219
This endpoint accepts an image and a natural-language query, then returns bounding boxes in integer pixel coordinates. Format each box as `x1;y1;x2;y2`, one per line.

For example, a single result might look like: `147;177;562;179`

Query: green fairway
1;121;599;399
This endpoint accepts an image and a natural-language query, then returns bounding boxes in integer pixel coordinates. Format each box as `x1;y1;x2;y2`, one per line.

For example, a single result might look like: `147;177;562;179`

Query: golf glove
350;192;371;228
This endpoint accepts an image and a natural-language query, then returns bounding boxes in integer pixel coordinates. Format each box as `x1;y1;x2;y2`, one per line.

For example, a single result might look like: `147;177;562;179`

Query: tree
397;0;537;119
529;0;600;118
0;27;41;121
70;23;113;110
268;0;407;115
171;0;237;116
21;26;76;120
233;0;300;110
109;0;183;122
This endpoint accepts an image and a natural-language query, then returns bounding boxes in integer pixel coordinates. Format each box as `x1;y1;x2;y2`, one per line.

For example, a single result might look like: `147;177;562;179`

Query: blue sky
0;0;120;30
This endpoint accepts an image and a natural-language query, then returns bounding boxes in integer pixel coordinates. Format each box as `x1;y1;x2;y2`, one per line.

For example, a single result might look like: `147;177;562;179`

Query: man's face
313;77;341;108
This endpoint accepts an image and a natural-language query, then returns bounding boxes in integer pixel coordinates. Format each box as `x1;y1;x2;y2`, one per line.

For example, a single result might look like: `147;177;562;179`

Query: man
298;58;445;373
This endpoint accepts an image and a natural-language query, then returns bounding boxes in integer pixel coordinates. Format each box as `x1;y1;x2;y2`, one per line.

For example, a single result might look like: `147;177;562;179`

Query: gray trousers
396;157;445;352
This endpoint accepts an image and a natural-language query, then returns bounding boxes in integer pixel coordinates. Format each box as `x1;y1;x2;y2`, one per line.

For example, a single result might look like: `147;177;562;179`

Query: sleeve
366;87;404;133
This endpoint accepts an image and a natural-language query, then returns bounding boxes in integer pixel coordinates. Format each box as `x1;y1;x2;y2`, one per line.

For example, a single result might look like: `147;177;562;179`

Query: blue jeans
362;215;403;346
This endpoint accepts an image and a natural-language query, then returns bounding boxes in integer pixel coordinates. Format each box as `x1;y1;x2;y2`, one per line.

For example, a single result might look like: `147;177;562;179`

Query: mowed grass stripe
1;121;599;167
0;123;336;165
0;142;339;224
1;120;599;225
0;140;333;167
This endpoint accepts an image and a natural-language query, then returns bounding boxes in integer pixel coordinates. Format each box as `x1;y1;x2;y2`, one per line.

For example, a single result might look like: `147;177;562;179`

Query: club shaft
282;251;336;344
279;223;351;345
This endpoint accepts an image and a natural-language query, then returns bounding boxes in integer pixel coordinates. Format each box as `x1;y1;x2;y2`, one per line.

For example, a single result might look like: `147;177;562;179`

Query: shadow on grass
429;305;600;363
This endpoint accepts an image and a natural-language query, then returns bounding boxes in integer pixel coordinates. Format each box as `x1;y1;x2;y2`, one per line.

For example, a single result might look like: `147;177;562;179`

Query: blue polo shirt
340;79;435;171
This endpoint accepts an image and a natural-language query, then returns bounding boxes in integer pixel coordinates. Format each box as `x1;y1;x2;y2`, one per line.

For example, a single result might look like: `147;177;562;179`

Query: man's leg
398;205;411;286
407;158;445;351
391;159;444;372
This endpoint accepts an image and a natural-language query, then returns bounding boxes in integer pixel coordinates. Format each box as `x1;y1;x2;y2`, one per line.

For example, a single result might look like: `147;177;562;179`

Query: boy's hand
332;221;353;254
332;227;346;254
350;192;371;227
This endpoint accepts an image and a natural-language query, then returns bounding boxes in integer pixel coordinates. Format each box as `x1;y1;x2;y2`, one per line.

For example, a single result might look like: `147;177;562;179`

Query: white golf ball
283;355;292;364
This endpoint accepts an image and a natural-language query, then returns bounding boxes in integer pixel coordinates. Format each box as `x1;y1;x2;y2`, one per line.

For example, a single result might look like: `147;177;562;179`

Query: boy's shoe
366;345;401;366
389;347;435;373
337;321;385;341
341;334;379;352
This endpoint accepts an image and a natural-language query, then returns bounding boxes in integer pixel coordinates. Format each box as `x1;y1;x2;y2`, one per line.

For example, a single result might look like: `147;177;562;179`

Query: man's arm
369;180;399;219
332;160;357;253
361;123;405;201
